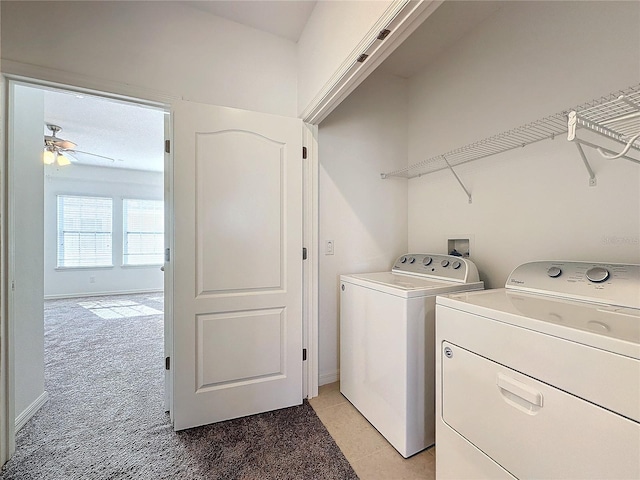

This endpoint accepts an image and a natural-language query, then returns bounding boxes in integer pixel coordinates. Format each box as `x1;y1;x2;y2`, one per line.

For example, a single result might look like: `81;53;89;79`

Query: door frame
0;67;318;464
0;73;171;464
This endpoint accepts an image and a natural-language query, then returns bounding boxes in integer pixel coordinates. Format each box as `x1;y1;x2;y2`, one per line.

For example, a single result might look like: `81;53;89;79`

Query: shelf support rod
442;156;472;204
573;142;597;187
573;138;640;165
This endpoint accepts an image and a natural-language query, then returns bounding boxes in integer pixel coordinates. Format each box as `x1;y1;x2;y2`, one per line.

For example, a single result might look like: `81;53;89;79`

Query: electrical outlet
325;240;334;255
89;276;96;284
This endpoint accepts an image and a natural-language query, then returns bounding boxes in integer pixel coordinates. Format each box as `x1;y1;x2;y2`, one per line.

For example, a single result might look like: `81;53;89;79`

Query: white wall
406;1;640;289
0;1;298;117
318;70;408;384
297;0;394;117
44;165;164;298
10;84;45;427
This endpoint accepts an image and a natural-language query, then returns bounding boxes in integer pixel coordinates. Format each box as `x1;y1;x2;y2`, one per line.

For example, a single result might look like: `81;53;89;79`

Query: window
57;195;113;268
123;198;164;266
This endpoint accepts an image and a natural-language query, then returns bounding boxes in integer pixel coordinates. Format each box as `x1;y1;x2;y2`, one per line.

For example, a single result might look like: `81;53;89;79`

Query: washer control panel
392;253;480;283
507;261;640;309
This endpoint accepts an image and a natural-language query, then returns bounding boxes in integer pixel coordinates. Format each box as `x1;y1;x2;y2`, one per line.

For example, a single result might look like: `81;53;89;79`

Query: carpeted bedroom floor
1;293;358;480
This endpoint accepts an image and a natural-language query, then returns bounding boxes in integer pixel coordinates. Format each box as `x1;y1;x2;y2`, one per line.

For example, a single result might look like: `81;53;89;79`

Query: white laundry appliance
340;253;483;458
436;260;640;479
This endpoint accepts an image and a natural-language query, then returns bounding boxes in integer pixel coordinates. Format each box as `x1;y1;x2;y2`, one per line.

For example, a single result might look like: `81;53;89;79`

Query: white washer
436;261;640;479
340;253;483;458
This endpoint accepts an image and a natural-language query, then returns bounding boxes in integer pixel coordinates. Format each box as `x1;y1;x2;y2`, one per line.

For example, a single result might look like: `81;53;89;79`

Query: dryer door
441;342;640;480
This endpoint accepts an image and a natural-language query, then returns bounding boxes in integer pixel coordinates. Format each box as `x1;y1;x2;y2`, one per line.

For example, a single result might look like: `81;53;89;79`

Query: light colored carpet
1;293;357;480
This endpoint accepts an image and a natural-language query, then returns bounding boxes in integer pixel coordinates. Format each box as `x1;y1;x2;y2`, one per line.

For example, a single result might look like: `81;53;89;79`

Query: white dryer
436;261;640;479
340;253;483;458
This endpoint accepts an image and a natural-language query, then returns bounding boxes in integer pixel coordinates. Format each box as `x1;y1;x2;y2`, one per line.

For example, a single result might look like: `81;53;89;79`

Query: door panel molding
196;307;286;391
195;129;285;296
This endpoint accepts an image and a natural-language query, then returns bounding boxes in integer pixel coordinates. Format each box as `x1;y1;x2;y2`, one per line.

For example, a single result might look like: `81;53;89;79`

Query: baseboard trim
44;289;163;300
16;391;49;432
319;371;339;386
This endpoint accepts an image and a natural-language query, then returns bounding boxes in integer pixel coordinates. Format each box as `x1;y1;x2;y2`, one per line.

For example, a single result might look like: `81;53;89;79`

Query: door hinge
357;53;369;63
303;348;307;361
302;247;307;260
302;146;307;159
165;140;171;154
377;29;391;41
165;357;170;370
165;248;170;262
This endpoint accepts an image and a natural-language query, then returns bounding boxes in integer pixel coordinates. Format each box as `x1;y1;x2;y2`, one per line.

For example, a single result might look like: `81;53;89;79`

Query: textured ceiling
44;89;166;172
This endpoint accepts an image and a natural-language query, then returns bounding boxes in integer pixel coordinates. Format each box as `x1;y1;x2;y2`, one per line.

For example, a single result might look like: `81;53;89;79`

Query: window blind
123;198;164;266
57;195;113;268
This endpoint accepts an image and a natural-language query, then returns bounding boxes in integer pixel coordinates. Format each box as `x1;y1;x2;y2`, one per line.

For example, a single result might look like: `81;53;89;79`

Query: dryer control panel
506;261;640;309
392;253;480;283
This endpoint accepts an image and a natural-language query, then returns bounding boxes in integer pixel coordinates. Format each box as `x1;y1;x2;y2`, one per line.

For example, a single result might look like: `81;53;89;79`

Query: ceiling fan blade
69;149;122;162
57;140;77;150
44;135;77;150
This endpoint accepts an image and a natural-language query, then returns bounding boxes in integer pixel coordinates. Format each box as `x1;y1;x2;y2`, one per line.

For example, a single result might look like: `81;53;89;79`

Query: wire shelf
571;87;640;148
382;84;640;180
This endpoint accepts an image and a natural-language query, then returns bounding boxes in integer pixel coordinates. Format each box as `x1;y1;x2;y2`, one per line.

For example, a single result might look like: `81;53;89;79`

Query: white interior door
171;100;303;430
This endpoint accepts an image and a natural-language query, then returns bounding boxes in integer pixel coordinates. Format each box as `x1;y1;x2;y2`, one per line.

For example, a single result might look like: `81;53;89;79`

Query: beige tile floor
309;382;436;480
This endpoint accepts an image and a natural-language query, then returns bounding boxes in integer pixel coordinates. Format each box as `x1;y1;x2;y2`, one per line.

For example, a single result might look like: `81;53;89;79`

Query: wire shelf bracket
443;155;472;203
573;141;597;187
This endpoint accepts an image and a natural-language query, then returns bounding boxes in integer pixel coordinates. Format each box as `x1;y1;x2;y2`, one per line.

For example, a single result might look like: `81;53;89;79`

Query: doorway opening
8;81;169;462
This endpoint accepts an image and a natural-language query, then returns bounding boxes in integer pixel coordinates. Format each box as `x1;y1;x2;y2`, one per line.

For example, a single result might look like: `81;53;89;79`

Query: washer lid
342;272;483;298
438;289;640;359
350;272;453;289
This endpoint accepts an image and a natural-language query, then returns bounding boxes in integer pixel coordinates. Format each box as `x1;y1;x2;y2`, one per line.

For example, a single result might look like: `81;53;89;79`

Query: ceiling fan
43;123;120;166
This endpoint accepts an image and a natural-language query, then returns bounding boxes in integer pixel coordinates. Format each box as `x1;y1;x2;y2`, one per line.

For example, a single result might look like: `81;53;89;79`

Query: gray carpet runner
1;293;358;479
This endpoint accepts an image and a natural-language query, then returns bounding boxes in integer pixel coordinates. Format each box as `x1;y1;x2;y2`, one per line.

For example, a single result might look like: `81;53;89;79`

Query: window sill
121;264;164;269
55;266;114;271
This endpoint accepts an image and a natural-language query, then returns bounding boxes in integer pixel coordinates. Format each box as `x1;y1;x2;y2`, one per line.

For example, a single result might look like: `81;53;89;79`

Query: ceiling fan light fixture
56;153;71;166
43;148;56;165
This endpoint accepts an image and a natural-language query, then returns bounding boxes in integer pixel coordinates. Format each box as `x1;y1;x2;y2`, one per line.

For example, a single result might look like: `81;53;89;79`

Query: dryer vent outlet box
448;238;470;258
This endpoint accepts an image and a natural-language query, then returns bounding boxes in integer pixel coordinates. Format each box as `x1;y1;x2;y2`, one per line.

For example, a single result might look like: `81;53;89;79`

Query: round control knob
586;266;609;283
423;256;433;266
408;257;416;264
452;260;461;270
400;256;407;263
441;260;450;267
547;266;562;278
